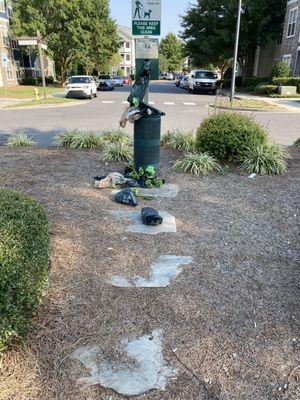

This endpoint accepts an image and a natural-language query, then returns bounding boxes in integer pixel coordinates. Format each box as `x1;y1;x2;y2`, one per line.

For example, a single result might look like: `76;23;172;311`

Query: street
0;81;299;146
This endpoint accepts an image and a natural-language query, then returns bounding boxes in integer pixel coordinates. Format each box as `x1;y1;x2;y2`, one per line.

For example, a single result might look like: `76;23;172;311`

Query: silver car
113;76;124;87
179;76;189;90
98;74;114;91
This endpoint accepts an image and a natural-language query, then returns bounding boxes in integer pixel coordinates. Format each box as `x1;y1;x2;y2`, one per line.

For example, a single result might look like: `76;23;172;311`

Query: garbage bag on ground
122;179;140;188
141;207;163;226
94;172;126;189
115;189;138;207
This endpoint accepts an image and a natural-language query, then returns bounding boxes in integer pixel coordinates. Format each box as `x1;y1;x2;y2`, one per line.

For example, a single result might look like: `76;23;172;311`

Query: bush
254;84;277;95
0;188;50;349
54;131;102;148
196;112;268;161
271;61;290;78
102;129;132;144
7;133;36;147
173;152;220;176
99;142;132;162
241;142;289;175
37;76;55;85
292;138;300;147
272;77;300;93
161;130;195;151
244;76;271;90
20;77;37;86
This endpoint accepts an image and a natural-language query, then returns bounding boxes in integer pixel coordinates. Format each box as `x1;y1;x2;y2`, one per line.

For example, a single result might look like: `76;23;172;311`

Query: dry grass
0;147;299;400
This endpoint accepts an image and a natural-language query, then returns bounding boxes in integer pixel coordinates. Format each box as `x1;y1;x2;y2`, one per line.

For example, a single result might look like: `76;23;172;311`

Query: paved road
0;81;299;146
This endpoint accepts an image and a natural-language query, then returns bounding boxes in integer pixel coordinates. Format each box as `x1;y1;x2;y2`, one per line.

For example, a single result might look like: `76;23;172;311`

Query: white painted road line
183;102;196;106
101;101;114;104
149;101;155;105
164;102;175;105
122;101;129;104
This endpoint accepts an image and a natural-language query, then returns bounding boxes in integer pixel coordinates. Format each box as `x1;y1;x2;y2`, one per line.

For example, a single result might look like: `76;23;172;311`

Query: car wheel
94;91;97;97
89;91;93;99
188;87;193;93
212;89;217;95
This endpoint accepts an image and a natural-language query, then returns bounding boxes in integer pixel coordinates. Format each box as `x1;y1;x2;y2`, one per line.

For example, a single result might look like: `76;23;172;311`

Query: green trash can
134;114;161;170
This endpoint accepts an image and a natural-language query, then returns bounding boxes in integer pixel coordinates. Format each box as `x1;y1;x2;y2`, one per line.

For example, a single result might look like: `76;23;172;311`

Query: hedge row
20;76;55;86
0;188;50;349
272;77;300;93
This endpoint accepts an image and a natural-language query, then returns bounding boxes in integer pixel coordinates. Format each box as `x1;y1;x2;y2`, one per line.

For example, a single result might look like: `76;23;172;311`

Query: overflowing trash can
134;113;162;170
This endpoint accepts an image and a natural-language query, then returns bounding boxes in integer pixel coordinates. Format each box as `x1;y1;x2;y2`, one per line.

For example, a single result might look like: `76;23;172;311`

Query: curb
1;100;88;111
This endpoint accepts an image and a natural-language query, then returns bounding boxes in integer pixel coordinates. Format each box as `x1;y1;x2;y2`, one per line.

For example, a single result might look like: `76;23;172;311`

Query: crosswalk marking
122;101;129;104
183;102;196;106
101;100;114;104
148;101;155;105
164;102;175;105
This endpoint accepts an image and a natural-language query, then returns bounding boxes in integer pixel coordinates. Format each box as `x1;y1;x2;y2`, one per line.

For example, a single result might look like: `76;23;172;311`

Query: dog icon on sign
144;9;152;19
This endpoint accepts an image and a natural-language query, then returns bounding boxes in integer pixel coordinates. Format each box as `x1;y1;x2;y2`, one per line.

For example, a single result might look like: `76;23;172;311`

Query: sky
109;0;192;38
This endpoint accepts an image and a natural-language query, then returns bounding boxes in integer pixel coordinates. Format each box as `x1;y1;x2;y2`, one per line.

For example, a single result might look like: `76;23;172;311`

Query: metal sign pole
230;0;242;103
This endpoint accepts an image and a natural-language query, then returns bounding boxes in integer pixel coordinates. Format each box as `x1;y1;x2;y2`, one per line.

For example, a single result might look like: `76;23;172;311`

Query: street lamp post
230;0;242;103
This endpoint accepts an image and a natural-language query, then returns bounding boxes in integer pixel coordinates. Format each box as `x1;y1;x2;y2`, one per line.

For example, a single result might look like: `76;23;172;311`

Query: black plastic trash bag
141;207;163;226
123;179;140;188
115;189;138;207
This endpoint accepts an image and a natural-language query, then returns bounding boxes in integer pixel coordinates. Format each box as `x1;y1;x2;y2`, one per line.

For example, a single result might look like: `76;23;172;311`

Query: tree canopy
12;0;119;83
159;33;184;72
181;0;285;78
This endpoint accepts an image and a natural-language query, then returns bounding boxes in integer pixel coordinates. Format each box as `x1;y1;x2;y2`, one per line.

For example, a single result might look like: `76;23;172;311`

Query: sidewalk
233;91;300;112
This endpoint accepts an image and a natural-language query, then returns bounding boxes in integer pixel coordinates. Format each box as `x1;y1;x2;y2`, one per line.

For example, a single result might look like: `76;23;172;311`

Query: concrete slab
110;209;176;234
73;330;177;396
108;255;193;288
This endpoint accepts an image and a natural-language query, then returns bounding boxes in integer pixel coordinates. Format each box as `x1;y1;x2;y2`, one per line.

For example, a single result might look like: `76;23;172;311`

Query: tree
12;0;119;84
181;0;284;79
159;33;184;72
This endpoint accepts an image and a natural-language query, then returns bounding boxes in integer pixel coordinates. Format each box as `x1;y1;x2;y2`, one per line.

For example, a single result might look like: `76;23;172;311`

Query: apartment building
255;0;300;76
114;26;135;76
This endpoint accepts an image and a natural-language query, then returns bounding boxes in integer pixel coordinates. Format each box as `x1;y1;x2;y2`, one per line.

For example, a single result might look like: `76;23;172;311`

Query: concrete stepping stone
73;329;177;396
110;210;176;234
108;255;193;288
112;184;179;199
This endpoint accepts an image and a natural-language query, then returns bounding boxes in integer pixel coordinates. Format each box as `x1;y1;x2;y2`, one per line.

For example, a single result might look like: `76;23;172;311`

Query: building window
287;7;298;37
283;54;292;68
6;60;14;81
0;0;5;12
2;32;10;47
126;54;130;61
126;42;130;49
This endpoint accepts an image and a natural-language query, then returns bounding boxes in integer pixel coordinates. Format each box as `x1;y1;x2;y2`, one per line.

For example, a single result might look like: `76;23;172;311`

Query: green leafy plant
173;152;220;176
7;132;36;147
99;142;133;162
53;130;78;147
161;130;195;151
131;188;155;200
255;84;277;95
292;138;300;148
0;188;50;350
271;60;290;78
126;163;164;188
103;129;132;144
241;142;289;175
69;133;102;149
196;112;268;161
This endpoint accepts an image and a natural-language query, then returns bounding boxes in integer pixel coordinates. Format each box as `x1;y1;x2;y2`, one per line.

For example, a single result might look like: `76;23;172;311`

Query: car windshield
99;75;111;79
69;77;90;84
195;71;215;79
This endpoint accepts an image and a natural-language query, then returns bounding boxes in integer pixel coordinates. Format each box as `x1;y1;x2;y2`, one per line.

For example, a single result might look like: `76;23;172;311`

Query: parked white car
188;70;219;94
65;76;97;99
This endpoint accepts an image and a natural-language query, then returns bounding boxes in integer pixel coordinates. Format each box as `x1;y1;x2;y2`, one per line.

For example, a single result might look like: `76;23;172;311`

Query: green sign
132;0;161;36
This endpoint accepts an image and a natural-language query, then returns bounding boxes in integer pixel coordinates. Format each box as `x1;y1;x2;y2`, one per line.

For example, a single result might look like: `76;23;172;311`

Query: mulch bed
0;147;299;400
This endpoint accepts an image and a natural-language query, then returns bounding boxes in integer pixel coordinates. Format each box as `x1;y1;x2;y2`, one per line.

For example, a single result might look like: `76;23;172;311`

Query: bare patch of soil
0;147;299;400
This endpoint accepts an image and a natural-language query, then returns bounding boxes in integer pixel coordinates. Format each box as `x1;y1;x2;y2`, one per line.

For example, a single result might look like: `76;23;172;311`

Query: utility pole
230;0;242;103
37;30;47;100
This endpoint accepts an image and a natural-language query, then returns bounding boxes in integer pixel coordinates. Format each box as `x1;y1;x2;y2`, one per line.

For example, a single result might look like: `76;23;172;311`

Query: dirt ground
0;147;299;400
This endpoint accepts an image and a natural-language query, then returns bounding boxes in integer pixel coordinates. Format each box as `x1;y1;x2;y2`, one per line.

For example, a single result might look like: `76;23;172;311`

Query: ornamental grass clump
7;132;36;147
103;129;132;145
161;130;195;151
241;142;290;175
53;130;78;147
69;133;102;149
196;112;268;161
0;188;50;350
292;138;300;148
99;142;133;162
173;152;220;176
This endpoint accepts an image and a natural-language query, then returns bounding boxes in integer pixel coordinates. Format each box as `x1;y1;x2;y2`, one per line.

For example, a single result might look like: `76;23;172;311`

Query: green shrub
20;77;37;86
292;138;300;147
102;129;132;144
254;84;277;95
0;188;50;350
272;77;300;93
7;133;36;147
161;130;195;151
173;152;220;176
69;133;102;149
241;142;289;175
99;142;132;162
244;76;271;89
196;112;268;161
271;61;290;78
54;130;78;147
